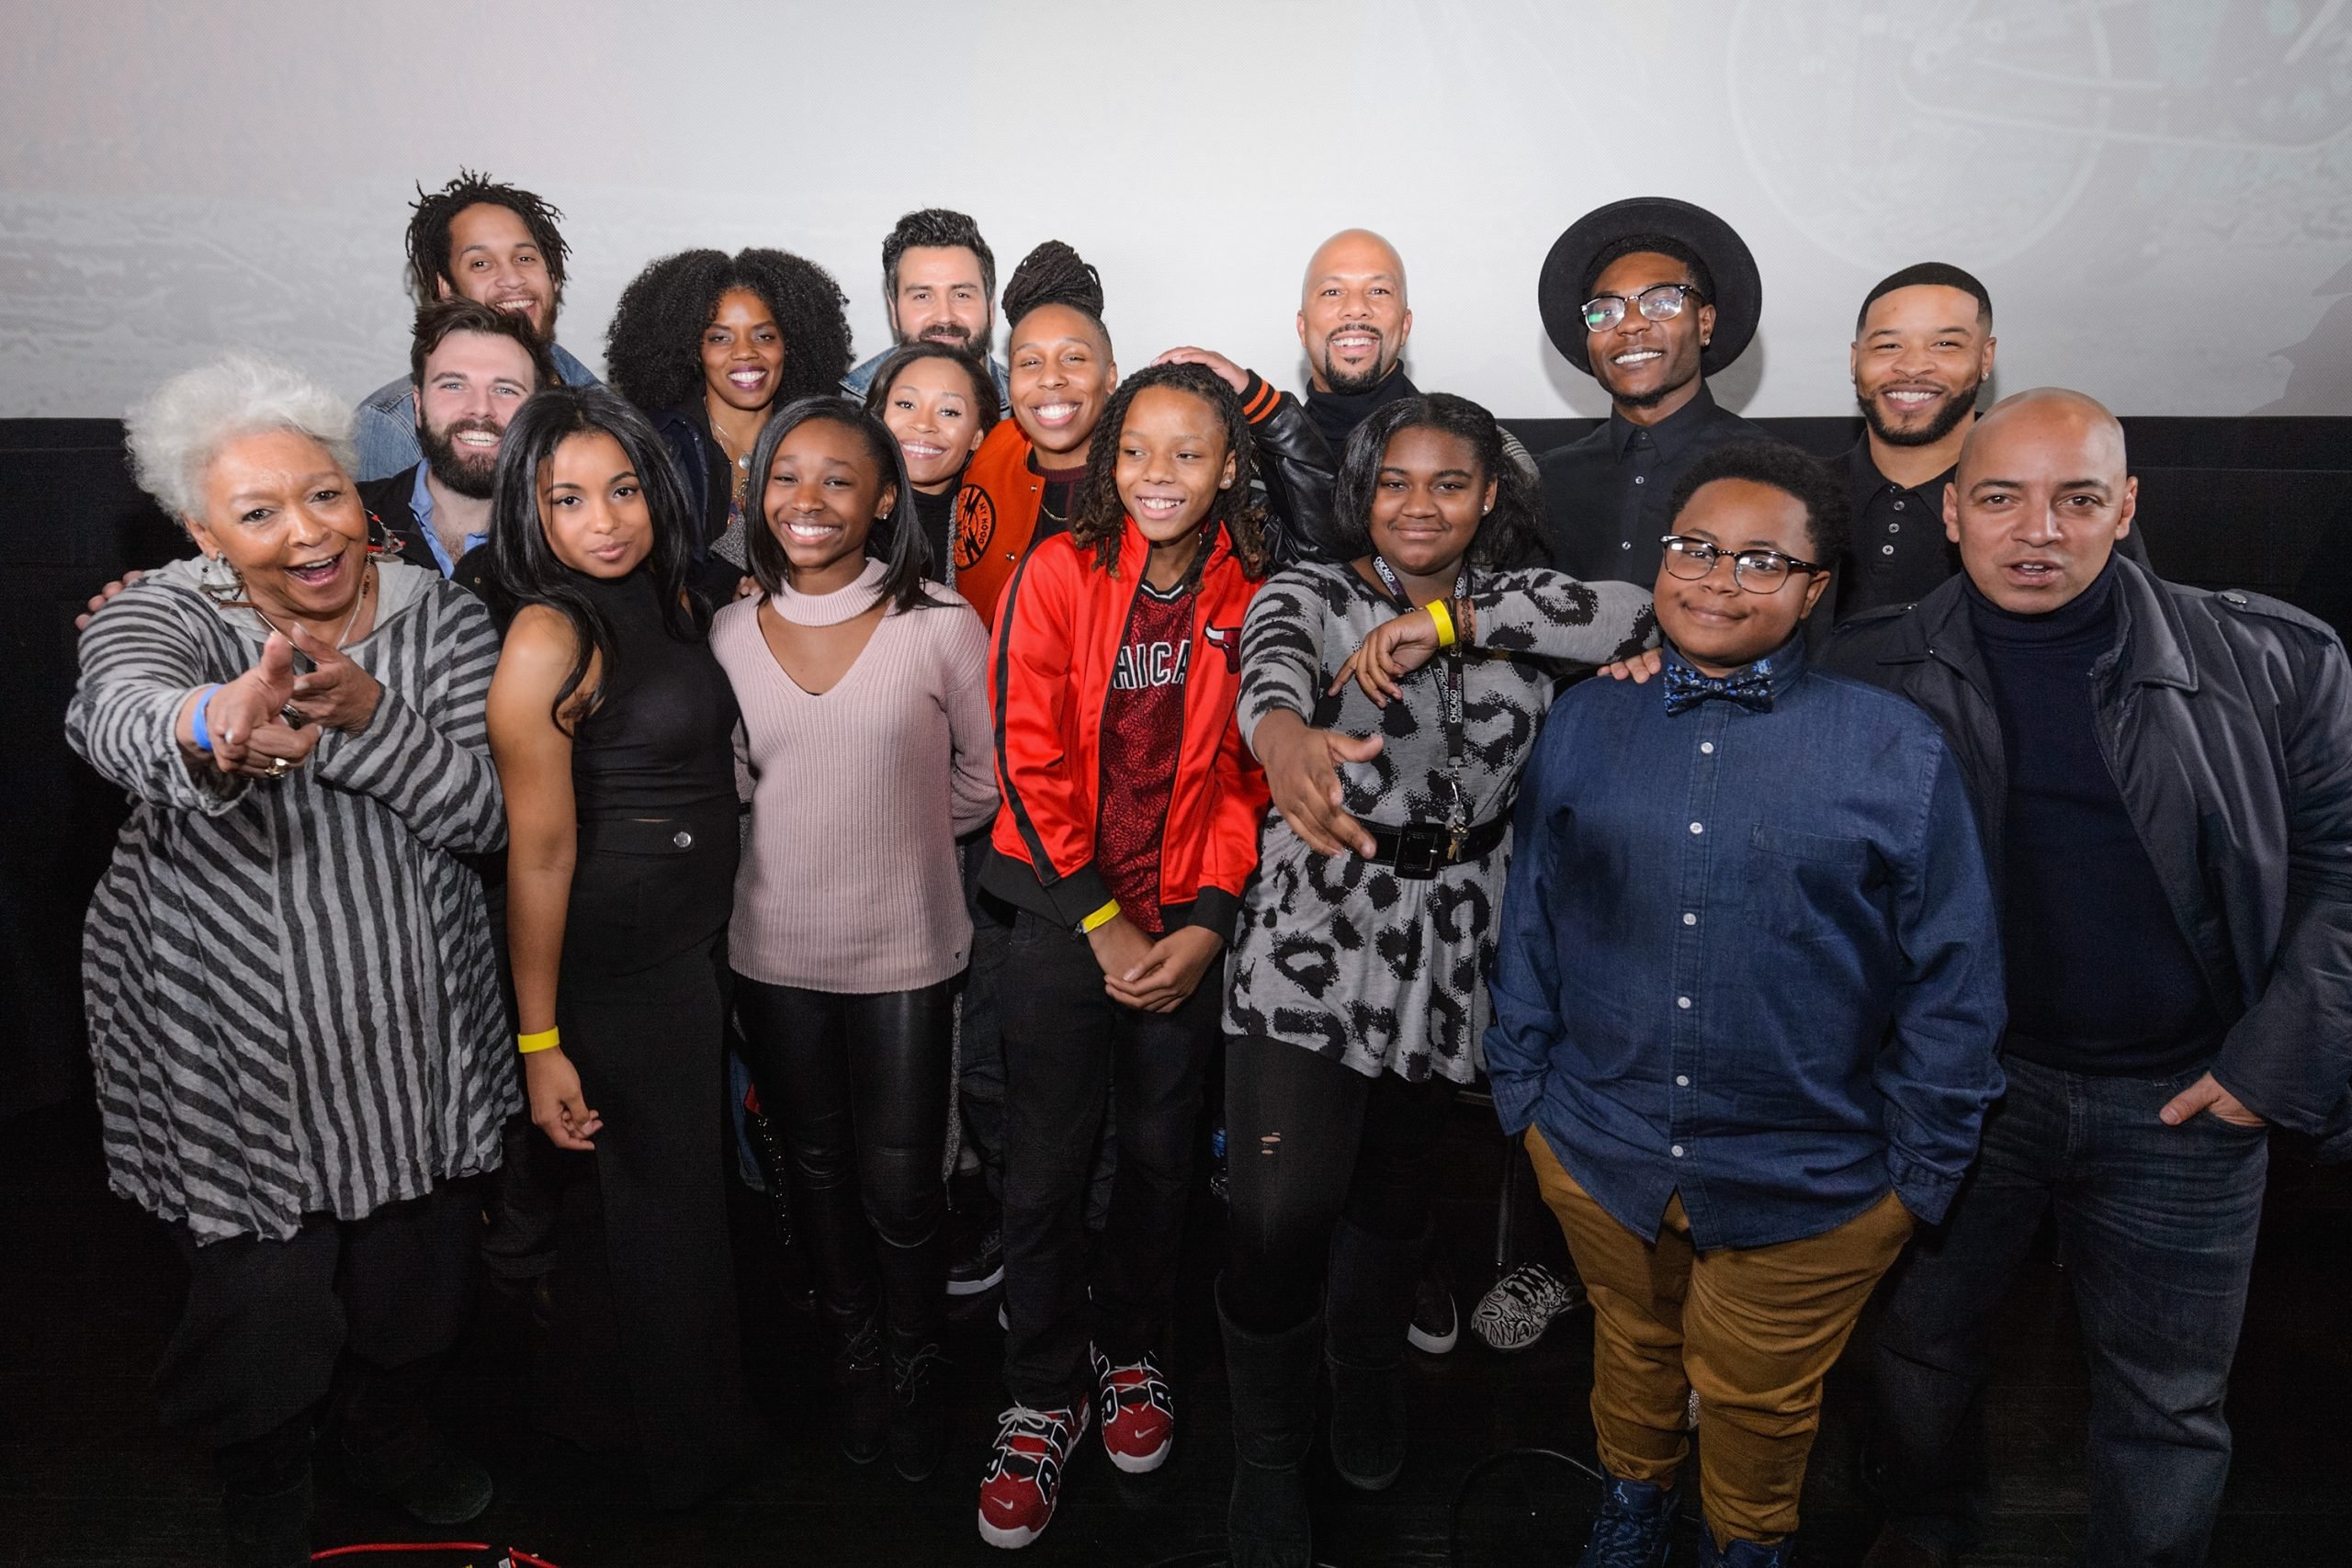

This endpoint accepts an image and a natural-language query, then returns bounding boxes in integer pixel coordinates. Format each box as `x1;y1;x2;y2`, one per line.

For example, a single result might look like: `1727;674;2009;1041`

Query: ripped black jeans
1222;1033;1458;1334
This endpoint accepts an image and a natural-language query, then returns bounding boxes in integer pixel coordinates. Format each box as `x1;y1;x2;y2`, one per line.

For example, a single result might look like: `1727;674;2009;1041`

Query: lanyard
1369;554;1471;847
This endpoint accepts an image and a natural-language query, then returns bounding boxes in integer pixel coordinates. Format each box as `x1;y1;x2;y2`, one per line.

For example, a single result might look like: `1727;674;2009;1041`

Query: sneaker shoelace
1096;1357;1172;1417
985;1404;1076;1482
1489;1265;1565;1314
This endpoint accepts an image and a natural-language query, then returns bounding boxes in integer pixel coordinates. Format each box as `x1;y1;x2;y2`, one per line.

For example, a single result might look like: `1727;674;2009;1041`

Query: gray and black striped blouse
66;556;514;1245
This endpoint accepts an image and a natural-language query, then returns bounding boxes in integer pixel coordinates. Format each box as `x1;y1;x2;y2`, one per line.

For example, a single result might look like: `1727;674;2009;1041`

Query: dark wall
10;415;2352;1118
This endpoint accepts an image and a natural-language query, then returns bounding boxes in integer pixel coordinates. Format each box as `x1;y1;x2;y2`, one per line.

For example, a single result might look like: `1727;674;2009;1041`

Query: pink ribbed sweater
711;565;998;992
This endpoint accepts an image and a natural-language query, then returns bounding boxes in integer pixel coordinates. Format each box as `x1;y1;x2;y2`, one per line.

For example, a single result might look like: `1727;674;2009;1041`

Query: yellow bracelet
517;1027;561;1055
1426;598;1457;649
1079;898;1124;933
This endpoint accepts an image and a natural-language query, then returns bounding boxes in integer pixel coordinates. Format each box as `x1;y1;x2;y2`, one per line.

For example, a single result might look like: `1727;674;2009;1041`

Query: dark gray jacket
1825;556;2352;1154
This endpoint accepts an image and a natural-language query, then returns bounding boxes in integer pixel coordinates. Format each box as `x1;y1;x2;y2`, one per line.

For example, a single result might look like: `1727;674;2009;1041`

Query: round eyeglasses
1582;282;1704;333
1658;534;1829;594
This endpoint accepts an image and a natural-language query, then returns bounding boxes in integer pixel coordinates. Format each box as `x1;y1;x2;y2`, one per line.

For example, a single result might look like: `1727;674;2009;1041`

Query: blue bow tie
1662;661;1775;716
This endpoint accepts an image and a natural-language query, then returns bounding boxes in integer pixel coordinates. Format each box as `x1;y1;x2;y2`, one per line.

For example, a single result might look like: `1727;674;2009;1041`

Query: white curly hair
123;353;356;523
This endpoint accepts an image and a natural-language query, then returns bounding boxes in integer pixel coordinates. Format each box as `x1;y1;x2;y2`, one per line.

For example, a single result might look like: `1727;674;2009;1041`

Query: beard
418;417;502;499
906;321;978;350
1860;383;1976;447
1317;332;1394;395
1601;358;1700;412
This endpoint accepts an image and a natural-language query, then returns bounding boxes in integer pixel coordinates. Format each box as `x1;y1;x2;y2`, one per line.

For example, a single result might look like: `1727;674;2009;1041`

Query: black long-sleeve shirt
1537;382;1774;586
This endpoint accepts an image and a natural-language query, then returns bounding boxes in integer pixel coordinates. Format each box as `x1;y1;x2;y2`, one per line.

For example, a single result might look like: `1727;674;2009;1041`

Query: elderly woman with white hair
66;354;512;1568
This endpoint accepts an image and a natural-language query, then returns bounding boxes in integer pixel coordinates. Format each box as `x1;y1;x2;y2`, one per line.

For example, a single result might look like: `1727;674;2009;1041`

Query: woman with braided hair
605;247;854;566
949;240;1118;627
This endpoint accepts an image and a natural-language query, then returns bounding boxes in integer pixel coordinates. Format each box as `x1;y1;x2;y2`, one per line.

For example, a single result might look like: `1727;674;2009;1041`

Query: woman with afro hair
605;247;854;565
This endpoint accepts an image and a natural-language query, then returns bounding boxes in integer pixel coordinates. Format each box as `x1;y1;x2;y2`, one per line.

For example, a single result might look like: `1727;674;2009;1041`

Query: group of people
63;172;2352;1568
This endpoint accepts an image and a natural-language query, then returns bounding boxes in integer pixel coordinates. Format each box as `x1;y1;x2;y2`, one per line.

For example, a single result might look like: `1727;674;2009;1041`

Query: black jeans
998;909;1222;1406
1223;1036;1458;1333
1871;1054;2268;1567
733;975;954;1343
156;1180;479;1456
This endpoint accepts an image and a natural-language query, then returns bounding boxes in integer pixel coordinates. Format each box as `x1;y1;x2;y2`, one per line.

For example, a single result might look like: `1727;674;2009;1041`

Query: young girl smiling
974;362;1270;1550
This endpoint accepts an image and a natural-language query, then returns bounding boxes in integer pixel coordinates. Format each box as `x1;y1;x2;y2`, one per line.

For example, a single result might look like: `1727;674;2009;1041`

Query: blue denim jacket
1485;639;2007;1249
351;340;598;481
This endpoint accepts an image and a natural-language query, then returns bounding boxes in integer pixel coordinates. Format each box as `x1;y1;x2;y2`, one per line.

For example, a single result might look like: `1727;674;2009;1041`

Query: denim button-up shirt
1485;639;2007;1249
352;340;599;481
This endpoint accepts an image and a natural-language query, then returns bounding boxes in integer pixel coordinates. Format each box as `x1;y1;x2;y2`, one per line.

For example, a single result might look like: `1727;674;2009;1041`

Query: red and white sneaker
977;1399;1090;1550
1091;1345;1175;1473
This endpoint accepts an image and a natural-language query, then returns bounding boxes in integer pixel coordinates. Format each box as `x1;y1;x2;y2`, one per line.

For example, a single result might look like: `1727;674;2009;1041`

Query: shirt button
1682;912;1697;926
1670;1145;1686;1158
1621;540;1633;550
1676;1074;1690;1087
1689;821;1703;835
1677;996;1691;1010
673;830;694;849
1882;544;1896;555
1893;500;1905;511
1634;475;1646;485
1888;523;1901;533
1700;741;1714;755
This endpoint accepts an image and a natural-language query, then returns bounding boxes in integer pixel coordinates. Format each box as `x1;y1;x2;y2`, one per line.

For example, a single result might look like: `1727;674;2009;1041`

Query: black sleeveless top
570;569;738;821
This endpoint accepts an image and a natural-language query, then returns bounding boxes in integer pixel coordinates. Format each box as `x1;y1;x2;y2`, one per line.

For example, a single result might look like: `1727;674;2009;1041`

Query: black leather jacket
1234;370;1343;568
1825;557;2352;1154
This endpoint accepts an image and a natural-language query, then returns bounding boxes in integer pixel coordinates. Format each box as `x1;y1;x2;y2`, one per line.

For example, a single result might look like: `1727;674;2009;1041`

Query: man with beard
359;299;554;577
842;208;1012;406
1290;227;1538;479
354;171;598;481
1534;198;1775;586
1838;264;2141;622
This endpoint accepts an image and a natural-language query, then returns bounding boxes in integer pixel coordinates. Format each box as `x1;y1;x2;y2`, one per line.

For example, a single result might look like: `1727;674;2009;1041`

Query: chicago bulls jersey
1095;579;1196;933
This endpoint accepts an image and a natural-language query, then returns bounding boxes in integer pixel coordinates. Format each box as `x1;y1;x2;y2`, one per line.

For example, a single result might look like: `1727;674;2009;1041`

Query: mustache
919;323;974;345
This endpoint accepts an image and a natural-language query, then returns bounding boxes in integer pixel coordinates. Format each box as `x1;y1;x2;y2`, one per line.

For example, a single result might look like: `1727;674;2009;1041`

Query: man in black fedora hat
1535;197;1777;585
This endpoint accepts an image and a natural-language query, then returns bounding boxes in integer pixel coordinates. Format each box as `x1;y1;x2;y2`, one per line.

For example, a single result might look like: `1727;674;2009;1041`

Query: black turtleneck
1964;561;2222;1076
1304;367;1418;455
910;485;957;581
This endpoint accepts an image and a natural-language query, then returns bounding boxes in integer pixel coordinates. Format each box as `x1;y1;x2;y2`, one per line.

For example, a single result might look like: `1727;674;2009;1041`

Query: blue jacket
1485;640;2007;1249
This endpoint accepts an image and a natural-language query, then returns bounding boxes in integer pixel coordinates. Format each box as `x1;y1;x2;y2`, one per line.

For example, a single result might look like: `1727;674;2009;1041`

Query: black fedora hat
1538;197;1761;378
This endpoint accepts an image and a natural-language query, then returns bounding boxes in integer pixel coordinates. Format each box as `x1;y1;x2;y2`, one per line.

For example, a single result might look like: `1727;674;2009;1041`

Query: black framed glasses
1658;535;1828;594
1582;282;1704;333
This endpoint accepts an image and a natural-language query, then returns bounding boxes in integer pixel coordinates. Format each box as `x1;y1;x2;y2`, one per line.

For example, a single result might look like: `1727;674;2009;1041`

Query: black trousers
1223;1035;1458;1333
733;975;953;1344
998;910;1221;1406
541;806;755;1508
156;1180;479;1457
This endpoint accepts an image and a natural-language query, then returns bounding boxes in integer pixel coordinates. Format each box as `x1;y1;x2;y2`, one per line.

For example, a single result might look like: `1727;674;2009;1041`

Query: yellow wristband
1426;598;1457;649
1079;898;1123;934
517;1027;561;1055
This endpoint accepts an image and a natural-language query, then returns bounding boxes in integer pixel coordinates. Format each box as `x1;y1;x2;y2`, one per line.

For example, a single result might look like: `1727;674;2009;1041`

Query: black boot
1218;1279;1319;1568
877;1207;952;1482
338;1356;492;1527
1324;1216;1419;1491
216;1416;313;1568
835;1312;889;1465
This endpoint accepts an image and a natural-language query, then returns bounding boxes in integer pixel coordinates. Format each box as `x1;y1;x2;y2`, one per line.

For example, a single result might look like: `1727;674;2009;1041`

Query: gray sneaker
1472;1263;1583;1352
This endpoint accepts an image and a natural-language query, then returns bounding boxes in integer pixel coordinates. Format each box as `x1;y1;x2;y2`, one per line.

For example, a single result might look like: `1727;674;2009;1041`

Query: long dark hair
484;384;707;724
744;396;935;614
605;247;854;416
1332;393;1546;570
859;341;1001;439
1066;362;1268;581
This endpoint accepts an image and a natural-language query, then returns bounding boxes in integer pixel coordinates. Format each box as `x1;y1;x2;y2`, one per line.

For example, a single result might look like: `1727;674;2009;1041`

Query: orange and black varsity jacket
953;371;1337;628
981;516;1271;944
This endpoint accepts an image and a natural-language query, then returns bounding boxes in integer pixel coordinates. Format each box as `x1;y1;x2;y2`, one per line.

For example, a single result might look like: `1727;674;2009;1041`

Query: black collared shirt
1835;441;1960;620
1537;382;1774;585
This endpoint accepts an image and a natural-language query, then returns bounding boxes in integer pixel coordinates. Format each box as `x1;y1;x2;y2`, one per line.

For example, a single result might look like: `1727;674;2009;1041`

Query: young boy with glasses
1485;441;2007;1568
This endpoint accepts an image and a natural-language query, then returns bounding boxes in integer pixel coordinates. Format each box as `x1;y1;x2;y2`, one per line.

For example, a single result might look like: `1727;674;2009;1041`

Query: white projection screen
4;0;2349;422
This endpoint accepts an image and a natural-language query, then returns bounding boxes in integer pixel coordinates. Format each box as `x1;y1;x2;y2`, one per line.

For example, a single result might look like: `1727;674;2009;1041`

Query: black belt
1362;817;1509;879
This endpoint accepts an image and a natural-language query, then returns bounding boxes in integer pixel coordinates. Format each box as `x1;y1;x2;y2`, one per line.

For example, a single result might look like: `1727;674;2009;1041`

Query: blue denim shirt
1485;639;2007;1249
352;340;598;481
841;346;1011;408
407;464;487;579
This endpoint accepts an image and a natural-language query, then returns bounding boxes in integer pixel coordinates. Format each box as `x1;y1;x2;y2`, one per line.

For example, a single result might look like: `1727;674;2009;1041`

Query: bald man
1827;389;2352;1568
1292;228;1538;472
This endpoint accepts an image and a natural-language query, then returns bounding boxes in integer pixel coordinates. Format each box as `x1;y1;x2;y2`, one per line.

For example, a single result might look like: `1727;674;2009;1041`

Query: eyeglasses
1582;282;1704;333
1658;535;1828;594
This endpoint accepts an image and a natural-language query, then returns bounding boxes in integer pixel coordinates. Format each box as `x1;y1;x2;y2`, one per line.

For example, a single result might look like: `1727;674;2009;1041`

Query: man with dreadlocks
354;170;601;481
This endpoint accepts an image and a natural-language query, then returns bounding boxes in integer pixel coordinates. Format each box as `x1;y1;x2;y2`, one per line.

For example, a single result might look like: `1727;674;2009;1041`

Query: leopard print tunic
1226;561;1653;1083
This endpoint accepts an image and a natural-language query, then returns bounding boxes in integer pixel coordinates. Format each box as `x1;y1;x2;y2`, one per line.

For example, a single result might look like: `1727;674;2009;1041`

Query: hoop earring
197;550;251;608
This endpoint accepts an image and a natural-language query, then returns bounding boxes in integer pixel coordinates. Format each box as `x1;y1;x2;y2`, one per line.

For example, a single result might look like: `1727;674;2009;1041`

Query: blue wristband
189;684;222;753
